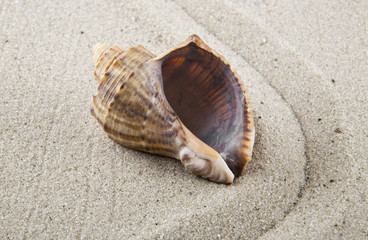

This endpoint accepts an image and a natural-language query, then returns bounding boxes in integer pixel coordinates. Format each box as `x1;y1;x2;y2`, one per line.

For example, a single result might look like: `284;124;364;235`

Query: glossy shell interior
158;38;254;177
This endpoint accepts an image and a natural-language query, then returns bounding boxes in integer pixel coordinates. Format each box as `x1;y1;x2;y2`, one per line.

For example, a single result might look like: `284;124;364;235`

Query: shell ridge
103;61;180;158
100;48;150;104
94;45;124;83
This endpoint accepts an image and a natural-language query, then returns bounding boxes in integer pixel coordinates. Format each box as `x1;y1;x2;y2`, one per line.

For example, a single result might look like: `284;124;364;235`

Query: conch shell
91;34;255;184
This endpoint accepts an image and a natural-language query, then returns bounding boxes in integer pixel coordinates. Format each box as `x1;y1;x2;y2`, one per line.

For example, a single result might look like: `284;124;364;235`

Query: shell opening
160;42;250;176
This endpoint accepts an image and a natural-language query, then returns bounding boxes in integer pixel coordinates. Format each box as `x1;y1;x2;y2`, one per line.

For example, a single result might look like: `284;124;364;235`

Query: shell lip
152;34;216;63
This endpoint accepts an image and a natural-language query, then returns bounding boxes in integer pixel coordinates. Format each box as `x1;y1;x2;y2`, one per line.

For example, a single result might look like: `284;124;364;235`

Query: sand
1;0;367;239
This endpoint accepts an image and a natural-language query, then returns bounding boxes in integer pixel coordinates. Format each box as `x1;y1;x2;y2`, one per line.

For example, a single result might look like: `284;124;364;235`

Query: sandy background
1;0;367;239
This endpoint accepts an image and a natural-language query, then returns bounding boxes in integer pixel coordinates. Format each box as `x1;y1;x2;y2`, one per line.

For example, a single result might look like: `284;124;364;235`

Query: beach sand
1;1;367;238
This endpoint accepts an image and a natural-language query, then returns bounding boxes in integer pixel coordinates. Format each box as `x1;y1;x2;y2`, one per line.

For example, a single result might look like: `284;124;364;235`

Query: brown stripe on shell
105;124;179;157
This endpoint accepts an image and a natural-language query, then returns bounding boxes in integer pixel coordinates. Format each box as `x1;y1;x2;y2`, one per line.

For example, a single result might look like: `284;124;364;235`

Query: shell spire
91;34;255;184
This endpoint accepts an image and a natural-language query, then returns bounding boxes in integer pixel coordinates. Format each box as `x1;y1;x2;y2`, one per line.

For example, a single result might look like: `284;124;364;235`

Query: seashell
91;34;255;184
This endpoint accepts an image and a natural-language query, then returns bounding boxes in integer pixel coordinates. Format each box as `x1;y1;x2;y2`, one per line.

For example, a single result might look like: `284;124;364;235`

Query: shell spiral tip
93;43;109;64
